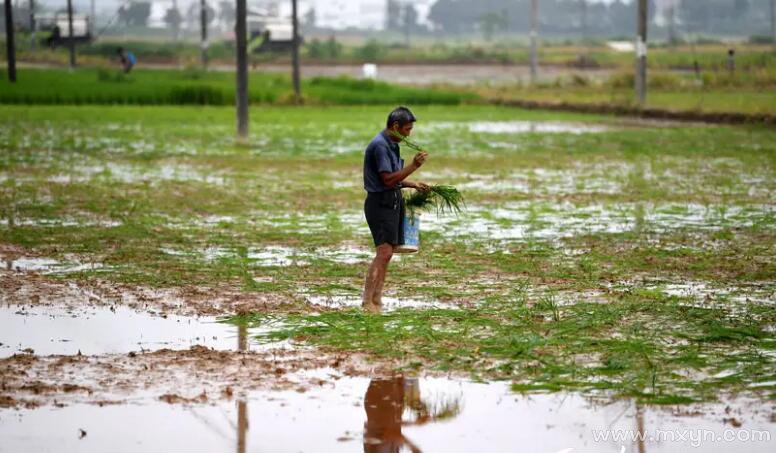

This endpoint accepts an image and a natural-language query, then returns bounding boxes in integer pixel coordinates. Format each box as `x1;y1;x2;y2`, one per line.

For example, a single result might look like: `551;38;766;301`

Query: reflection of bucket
395;214;419;254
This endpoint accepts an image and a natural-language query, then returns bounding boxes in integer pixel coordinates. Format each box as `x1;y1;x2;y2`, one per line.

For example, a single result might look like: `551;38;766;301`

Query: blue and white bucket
395;214;420;254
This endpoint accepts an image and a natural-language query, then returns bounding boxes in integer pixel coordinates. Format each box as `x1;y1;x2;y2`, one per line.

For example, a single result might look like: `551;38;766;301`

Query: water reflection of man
364;376;421;453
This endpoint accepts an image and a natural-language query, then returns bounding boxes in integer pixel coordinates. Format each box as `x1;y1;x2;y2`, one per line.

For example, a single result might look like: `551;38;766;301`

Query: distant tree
125;2;152;28
205;2;217;26
478;10;508;41
307;35;342;59
118;5;131;27
734;0;751;16
218;1;235;30
303;7;316;28
164;6;182;31
324;35;343;58
385;0;401;30
355;39;385;61
402;3;421;41
428;0;477;34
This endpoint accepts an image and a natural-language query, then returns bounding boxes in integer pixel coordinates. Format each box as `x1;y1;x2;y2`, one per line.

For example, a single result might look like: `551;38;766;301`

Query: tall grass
0;69;476;106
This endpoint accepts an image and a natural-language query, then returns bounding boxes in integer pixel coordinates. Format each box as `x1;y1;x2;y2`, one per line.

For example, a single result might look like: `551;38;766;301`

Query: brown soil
0;345;393;409
0;268;298;317
493;98;776;126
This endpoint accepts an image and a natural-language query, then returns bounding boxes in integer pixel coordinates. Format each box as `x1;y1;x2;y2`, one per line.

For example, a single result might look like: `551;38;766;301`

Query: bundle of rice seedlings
404;185;464;216
389;129;424;152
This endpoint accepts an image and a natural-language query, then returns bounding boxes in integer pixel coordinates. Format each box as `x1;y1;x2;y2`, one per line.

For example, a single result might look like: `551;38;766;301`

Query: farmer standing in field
362;107;430;312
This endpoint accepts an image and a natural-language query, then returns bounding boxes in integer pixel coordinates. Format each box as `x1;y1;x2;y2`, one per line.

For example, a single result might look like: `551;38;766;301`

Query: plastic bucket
395;214;419;254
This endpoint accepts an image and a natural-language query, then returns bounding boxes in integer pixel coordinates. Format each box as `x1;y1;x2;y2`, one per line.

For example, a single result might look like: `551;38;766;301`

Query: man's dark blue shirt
363;130;404;193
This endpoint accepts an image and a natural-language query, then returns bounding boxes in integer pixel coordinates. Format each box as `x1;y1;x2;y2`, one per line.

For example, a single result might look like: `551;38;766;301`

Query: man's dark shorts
364;190;405;247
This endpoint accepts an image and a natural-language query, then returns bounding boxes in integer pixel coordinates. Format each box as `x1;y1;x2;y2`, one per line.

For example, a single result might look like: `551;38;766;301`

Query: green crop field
0;68;474;105
2;104;774;404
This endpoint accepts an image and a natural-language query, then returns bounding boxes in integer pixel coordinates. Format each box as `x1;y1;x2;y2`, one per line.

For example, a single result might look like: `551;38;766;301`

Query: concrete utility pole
235;0;249;142
200;0;208;67
771;0;775;44
28;0;35;51
67;0;76;70
4;0;16;82
291;0;301;102
635;0;647;105
580;0;588;68
529;0;538;84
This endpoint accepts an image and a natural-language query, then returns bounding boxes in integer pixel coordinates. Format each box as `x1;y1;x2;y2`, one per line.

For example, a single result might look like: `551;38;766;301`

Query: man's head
117;47;124;55
386;106;416;141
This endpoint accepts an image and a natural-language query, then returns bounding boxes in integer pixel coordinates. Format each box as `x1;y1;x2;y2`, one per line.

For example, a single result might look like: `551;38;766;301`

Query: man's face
391;121;414;139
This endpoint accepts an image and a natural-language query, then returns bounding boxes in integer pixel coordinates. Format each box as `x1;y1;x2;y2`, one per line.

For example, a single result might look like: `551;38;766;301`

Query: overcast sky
34;0;625;30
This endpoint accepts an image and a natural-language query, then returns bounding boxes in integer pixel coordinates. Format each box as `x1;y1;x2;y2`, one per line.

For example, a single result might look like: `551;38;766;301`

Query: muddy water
0;305;274;357
1;375;773;453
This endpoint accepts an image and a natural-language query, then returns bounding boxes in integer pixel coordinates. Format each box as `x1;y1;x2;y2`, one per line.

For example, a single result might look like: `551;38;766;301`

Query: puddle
0;216;122;229
422;202;775;243
2;256;104;274
0;304;278;357
608;280;776;310
1;375;773;452
427;121;611;135
247;245;311;267
27;162;228;186
199;244;374;267
165;211;370;237
304;293;457;311
449;166;628;195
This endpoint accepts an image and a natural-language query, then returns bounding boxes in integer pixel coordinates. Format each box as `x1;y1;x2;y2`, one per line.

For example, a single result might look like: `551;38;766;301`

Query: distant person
726;49;735;74
117;47;136;73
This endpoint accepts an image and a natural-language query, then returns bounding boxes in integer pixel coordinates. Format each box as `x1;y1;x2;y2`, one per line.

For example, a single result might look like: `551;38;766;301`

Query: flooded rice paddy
1;376;774;453
1;105;774;451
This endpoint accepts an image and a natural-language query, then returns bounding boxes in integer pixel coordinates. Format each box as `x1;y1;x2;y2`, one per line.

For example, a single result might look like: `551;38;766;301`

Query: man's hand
412;151;429;168
415;182;431;193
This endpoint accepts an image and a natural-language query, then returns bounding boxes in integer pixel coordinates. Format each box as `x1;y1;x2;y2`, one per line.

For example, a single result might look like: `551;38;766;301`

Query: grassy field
5;36;775;69
480;85;776;115
475;68;776;115
1;104;774;404
0;68;473;105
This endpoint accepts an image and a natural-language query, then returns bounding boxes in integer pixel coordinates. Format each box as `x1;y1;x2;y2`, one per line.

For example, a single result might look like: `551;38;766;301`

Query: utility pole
235;0;249;142
635;0;647;105
67;0;76;70
90;0;95;34
200;0;208;68
291;0;301;103
4;0;16;82
28;0;35;51
580;0;588;68
529;0;538;84
771;0;775;44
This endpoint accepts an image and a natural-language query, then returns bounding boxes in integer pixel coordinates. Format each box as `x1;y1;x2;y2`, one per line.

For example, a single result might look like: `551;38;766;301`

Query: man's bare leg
362;244;393;311
372;246;395;306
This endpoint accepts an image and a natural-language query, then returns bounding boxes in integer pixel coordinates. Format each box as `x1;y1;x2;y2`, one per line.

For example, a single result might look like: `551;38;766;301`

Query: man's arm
379;152;428;188
402;181;431;191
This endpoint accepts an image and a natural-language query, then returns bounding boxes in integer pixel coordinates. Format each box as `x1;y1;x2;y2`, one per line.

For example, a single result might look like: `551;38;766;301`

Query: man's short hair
386;106;416;128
